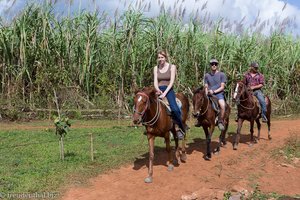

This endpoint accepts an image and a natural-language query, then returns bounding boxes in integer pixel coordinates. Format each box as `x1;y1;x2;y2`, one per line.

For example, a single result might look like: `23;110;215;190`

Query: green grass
1;119;229;197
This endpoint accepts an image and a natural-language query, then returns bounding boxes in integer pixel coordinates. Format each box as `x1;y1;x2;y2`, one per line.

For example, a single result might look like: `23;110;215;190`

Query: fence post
59;136;64;161
89;133;94;161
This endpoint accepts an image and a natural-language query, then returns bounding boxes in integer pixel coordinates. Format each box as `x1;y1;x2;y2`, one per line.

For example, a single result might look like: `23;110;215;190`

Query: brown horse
132;86;189;183
192;87;231;160
232;80;271;150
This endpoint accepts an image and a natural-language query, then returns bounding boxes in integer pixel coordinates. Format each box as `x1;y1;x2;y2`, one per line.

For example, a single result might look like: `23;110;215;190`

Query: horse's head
232;80;248;104
192;87;206;117
132;87;156;124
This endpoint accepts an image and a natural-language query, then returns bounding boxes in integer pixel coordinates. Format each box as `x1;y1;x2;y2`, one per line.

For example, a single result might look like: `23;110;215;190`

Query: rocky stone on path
228;194;242;200
231;183;250;199
280;163;296;168
181;187;225;200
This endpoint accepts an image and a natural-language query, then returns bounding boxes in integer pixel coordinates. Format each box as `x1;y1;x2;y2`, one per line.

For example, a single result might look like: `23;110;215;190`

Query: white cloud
0;0;299;36
0;0;14;14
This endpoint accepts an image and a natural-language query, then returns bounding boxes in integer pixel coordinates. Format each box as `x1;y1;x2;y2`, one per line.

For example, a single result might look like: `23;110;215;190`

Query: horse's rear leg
255;118;261;141
180;136;187;162
233;118;244;150
145;135;155;183
267;116;271;140
165;135;174;171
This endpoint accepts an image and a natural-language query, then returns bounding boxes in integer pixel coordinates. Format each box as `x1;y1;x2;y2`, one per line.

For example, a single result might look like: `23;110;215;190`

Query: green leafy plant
54;115;71;137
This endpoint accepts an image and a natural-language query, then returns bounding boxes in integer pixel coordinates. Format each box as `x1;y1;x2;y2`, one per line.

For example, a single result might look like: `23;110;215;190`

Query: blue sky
0;0;300;36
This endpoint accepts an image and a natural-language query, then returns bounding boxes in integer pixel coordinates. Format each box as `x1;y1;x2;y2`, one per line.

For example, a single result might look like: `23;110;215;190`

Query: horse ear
192;86;199;94
192;86;204;94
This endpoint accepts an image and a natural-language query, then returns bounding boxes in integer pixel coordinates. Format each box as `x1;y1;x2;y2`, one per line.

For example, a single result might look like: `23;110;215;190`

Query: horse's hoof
167;164;174;171
204;155;211;161
268;135;272;140
233;144;238;150
213;150;220;155
180;153;187;162
144;177;153;183
249;143;253;147
173;159;179;166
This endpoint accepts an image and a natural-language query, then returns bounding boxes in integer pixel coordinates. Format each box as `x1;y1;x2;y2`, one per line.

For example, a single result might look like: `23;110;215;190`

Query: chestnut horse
232;80;271;150
132;86;189;183
192;87;231;160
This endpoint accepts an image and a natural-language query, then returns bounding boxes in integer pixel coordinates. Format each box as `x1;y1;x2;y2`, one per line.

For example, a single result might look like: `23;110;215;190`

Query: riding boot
262;112;267;123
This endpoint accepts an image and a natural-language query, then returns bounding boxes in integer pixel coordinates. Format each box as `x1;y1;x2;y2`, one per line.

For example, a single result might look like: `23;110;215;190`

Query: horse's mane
193;86;204;94
139;86;157;100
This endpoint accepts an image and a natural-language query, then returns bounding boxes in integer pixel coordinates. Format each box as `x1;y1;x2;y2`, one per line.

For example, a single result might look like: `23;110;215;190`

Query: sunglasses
210;62;218;66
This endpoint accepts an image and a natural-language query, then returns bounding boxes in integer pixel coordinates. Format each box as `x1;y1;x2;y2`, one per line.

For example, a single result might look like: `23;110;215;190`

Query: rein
142;98;160;126
198;94;209;115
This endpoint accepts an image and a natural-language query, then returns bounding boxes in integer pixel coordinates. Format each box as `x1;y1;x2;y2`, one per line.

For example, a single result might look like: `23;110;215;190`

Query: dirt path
62;119;300;200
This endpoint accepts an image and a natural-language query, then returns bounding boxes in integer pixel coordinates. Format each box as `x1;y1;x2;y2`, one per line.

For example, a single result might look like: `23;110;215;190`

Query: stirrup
175;126;185;140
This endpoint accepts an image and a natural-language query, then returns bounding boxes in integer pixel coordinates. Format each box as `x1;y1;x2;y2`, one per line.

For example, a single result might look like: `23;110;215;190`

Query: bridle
234;82;255;110
194;92;209;117
133;92;161;126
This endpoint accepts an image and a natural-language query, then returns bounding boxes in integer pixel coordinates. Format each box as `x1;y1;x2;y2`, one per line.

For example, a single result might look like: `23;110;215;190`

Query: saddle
160;97;182;115
208;95;220;113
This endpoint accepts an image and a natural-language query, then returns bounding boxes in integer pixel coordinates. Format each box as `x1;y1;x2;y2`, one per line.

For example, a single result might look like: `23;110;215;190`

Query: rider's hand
159;93;166;99
156;90;162;95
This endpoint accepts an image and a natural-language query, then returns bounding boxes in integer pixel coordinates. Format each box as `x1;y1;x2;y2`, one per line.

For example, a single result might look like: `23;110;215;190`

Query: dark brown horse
192;87;231;160
232;80;271;150
132;86;189;183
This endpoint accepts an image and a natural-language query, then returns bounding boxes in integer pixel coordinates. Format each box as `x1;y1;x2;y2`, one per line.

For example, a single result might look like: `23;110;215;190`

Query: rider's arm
213;82;225;94
250;73;264;90
250;84;263;90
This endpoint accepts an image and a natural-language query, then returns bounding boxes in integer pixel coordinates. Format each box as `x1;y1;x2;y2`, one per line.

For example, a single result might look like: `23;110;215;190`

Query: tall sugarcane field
0;1;299;200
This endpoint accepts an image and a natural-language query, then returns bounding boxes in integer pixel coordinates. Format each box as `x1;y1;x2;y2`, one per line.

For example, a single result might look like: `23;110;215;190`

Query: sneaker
262;115;268;123
176;129;185;140
218;122;225;131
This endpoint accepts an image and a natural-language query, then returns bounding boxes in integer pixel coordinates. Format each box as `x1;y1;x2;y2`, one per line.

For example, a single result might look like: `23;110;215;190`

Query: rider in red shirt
243;62;267;122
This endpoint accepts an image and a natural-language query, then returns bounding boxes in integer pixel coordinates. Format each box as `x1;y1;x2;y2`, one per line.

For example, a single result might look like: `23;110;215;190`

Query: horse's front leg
145;135;155;183
234;118;244;150
165;133;174;171
203;126;212;160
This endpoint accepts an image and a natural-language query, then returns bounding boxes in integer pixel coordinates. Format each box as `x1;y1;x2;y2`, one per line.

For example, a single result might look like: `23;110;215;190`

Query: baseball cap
209;58;219;64
250;62;259;68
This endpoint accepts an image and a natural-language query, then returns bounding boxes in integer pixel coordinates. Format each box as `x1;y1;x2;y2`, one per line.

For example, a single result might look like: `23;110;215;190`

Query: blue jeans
159;86;185;132
253;90;267;116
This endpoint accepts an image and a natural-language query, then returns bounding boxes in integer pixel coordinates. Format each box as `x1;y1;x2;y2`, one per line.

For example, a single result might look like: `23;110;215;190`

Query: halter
133;92;150;116
133;92;161;126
